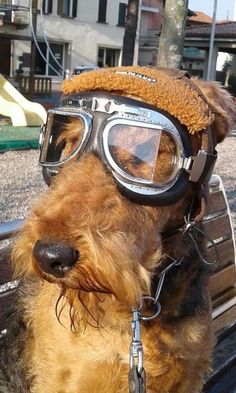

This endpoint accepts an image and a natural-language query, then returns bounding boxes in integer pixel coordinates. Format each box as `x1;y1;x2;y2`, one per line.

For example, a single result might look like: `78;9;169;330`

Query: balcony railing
17;76;52;97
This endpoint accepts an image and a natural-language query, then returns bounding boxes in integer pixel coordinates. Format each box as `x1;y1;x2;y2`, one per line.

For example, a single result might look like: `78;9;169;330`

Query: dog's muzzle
33;240;79;278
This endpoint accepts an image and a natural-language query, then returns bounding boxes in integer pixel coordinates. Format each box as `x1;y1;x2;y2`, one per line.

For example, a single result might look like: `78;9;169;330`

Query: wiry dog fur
0;71;235;393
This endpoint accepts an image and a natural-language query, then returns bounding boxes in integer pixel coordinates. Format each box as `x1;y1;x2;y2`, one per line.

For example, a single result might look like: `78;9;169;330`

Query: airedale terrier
0;67;235;393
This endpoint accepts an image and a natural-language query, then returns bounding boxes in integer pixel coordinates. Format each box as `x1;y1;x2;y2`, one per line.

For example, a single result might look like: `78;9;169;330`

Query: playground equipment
0;74;47;127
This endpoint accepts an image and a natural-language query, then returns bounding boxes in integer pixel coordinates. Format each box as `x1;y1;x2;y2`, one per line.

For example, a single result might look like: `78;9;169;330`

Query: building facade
0;0;164;80
0;0;130;79
1;1;226;83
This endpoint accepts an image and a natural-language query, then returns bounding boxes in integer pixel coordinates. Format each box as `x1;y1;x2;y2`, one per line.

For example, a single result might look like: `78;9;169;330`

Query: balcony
0;6;29;26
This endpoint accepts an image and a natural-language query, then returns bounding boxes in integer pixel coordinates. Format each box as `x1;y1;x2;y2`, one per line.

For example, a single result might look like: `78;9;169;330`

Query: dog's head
12;67;235;322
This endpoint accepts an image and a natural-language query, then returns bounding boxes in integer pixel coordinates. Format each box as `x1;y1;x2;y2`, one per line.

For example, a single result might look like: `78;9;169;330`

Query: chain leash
128;256;181;393
128;217;219;393
129;309;146;393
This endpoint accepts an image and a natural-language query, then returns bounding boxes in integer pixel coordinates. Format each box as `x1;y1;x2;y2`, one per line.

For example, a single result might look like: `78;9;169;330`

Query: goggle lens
107;125;179;185
40;113;86;166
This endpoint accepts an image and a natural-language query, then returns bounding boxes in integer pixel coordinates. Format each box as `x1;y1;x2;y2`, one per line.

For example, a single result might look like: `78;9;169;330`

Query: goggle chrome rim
39;109;92;168
39;98;189;193
102;118;185;190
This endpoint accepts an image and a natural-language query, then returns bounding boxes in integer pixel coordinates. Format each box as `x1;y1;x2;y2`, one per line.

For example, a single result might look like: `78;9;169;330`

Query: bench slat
212;288;236;309
0;246;13;284
0;289;17;332
206;239;235;272
202;214;233;242
212;303;236;333
206;190;228;216
209;265;236;298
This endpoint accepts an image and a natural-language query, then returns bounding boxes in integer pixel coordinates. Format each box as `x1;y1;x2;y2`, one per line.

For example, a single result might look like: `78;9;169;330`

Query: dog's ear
191;78;236;143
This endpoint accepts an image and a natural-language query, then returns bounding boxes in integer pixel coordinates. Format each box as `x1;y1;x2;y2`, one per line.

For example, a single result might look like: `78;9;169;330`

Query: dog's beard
55;285;112;332
51;249;155;332
13;225;163;331
61;264;113;294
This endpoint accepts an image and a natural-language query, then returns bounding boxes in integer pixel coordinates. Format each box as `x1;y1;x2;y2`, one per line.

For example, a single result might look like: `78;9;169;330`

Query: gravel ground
0;135;235;231
0;150;45;222
214;134;236;231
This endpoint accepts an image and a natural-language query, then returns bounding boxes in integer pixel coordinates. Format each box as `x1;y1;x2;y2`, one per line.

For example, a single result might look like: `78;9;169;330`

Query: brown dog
2;67;235;393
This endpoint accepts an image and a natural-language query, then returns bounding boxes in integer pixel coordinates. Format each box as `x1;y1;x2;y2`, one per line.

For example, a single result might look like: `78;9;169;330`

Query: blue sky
188;0;235;20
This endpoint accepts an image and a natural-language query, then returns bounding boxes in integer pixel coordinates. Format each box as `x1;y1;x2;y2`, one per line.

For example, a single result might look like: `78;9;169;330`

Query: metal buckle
184;150;208;182
91;98;117;114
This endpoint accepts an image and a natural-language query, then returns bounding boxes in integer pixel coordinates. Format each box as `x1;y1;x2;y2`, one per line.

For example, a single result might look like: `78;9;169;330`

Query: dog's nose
33;240;79;278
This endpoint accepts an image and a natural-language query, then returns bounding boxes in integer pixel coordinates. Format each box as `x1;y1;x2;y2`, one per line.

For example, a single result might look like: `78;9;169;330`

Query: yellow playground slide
0;74;47;127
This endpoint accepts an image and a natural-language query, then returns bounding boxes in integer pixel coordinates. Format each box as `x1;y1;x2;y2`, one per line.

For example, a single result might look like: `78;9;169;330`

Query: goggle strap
191;126;217;222
187;150;217;183
198;127;218;184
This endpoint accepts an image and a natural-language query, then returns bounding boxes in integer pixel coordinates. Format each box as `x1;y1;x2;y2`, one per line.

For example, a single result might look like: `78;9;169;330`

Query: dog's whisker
77;291;104;331
69;304;78;333
55;288;67;329
76;267;112;295
93;292;105;303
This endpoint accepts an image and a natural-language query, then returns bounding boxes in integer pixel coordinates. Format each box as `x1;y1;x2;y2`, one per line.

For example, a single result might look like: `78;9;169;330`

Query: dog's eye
56;117;85;161
153;133;177;182
108;125;177;183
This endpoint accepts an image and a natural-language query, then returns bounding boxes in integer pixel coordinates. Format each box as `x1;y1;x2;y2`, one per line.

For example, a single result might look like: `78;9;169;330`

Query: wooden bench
0;175;235;391
202;175;236;392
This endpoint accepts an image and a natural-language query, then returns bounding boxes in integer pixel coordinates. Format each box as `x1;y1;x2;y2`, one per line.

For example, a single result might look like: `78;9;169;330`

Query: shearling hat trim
63;66;214;133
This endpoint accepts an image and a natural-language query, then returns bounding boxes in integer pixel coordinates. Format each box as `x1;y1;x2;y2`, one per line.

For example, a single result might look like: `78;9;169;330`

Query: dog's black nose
33;240;79;278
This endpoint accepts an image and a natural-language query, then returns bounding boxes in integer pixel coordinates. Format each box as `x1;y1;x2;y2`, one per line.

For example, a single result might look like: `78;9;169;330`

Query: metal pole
206;0;218;81
133;0;141;65
29;0;38;99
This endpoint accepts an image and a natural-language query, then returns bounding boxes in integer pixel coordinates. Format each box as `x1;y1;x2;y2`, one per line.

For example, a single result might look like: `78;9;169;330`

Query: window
43;0;53;14
117;3;126;27
58;0;77;18
98;47;121;68
35;42;64;77
97;0;107;23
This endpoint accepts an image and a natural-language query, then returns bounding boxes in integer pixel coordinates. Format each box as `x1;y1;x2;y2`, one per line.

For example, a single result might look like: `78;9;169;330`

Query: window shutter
98;0;107;23
72;0;77;17
118;3;126;26
43;0;53;14
57;0;62;15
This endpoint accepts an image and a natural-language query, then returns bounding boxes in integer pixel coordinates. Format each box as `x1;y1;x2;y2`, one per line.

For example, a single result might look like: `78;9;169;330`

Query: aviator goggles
39;93;217;206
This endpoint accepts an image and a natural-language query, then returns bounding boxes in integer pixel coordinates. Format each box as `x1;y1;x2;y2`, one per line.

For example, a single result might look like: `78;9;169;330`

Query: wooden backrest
0;220;22;334
0;176;235;334
203;175;236;333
